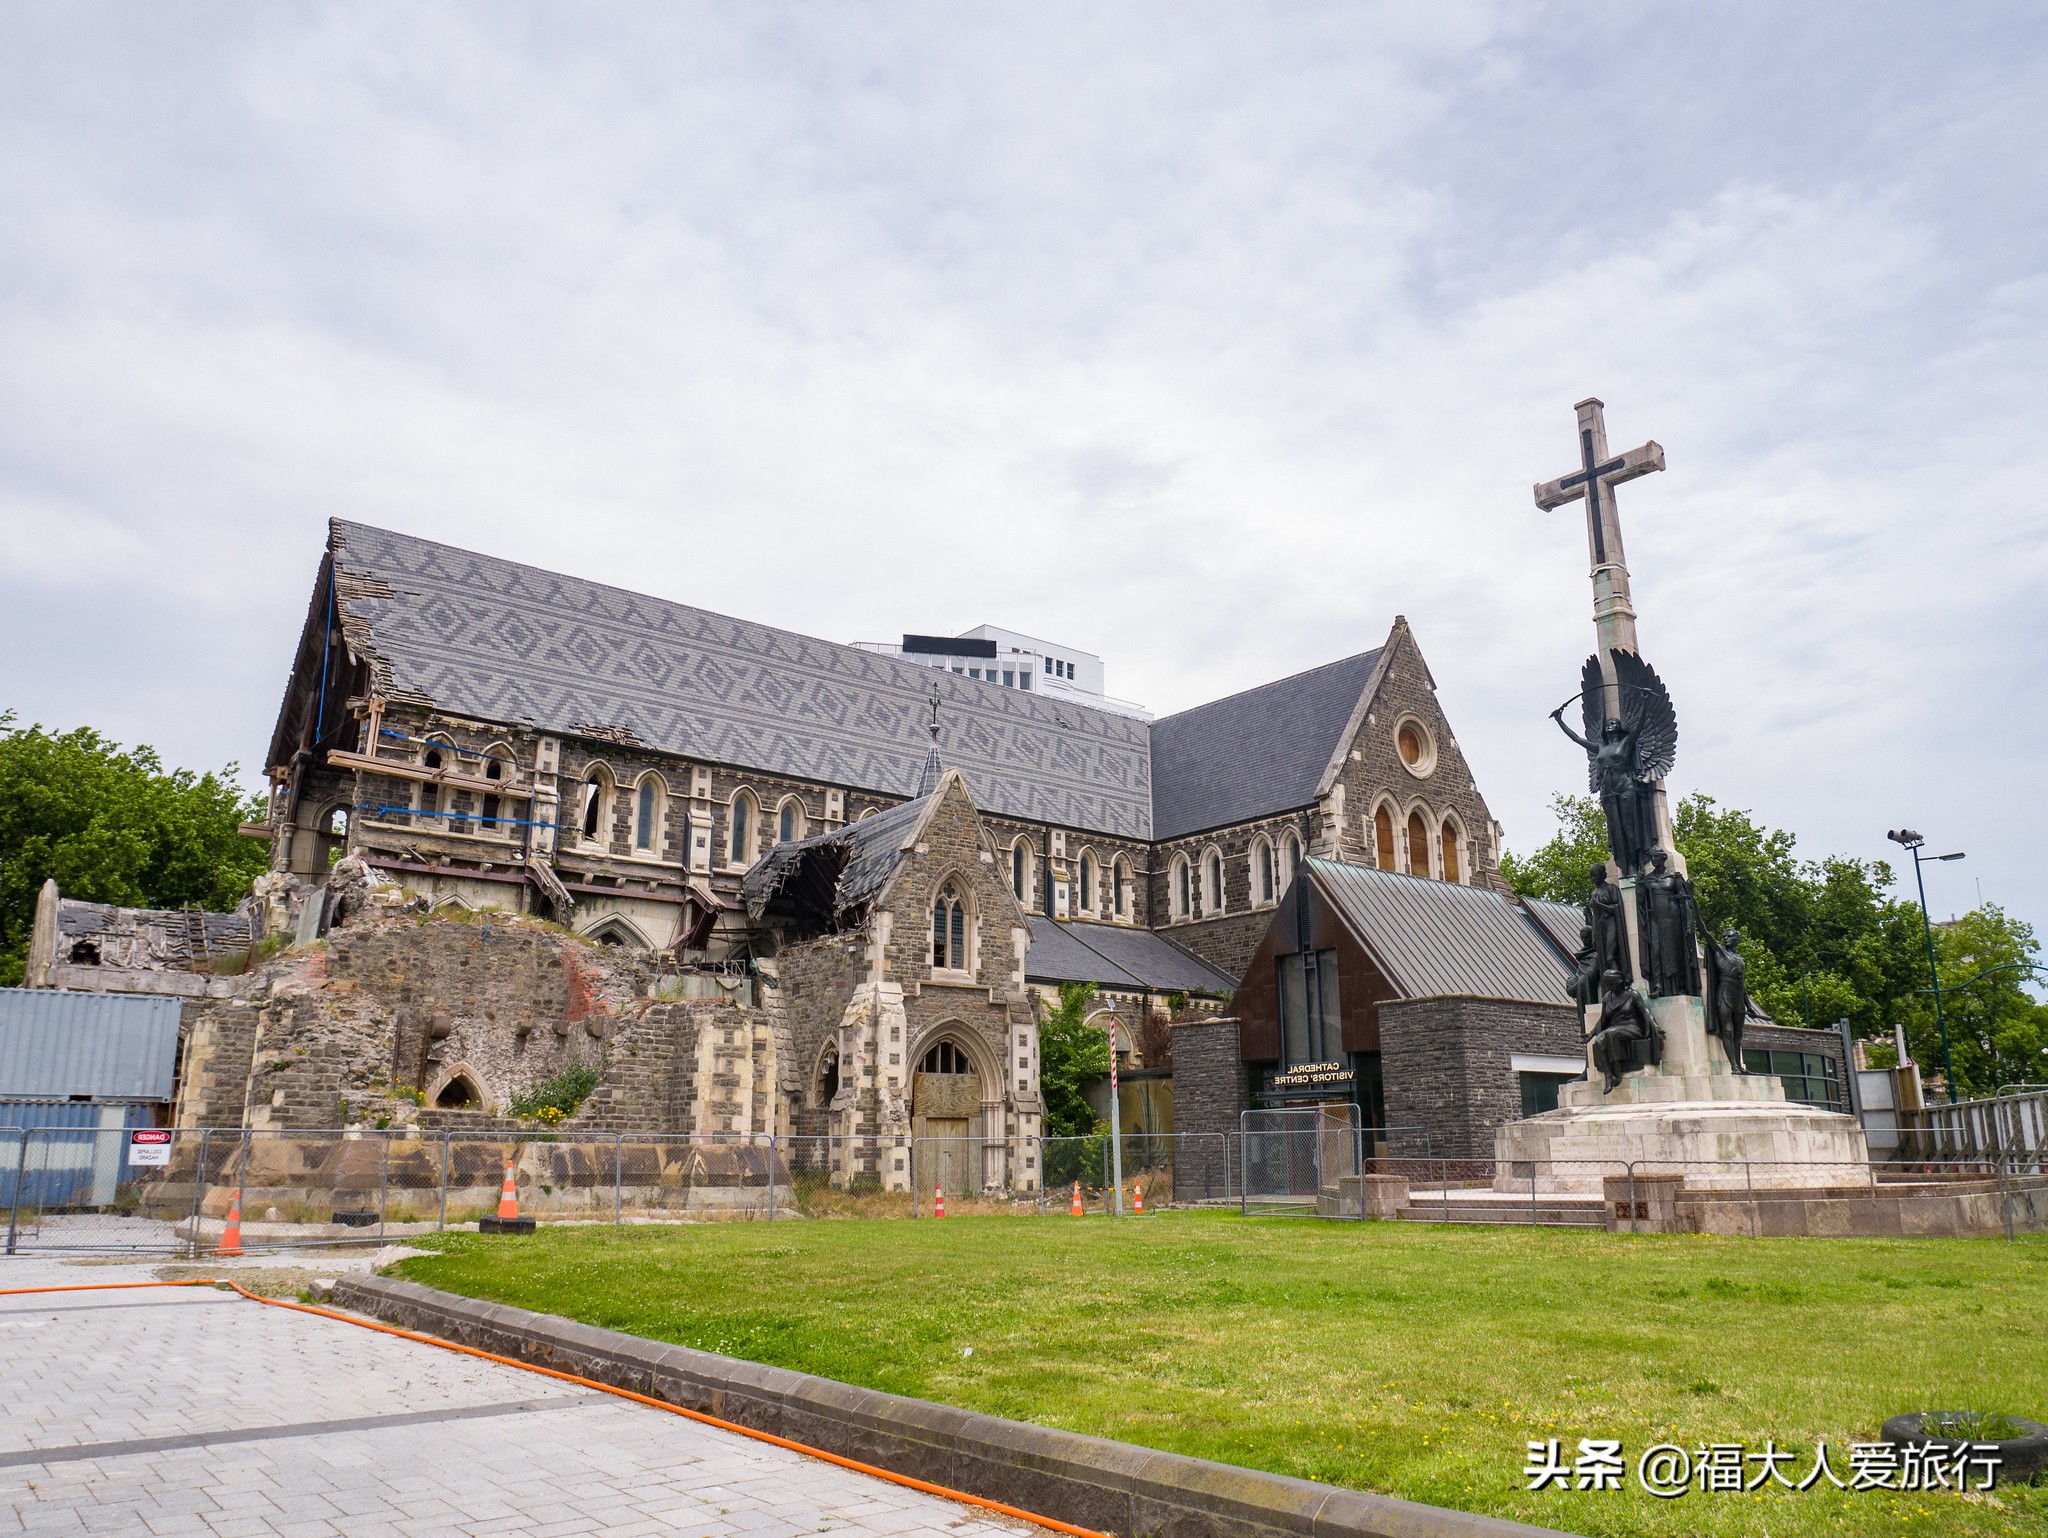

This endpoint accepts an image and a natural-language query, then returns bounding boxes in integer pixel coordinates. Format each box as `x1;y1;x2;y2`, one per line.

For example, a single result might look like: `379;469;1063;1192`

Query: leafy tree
1497;795;1609;908
1502;792;2046;1096
0;714;270;985
1037;980;1111;1139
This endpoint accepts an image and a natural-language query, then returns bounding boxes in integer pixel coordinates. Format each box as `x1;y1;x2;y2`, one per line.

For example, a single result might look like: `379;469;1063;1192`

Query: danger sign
128;1128;173;1167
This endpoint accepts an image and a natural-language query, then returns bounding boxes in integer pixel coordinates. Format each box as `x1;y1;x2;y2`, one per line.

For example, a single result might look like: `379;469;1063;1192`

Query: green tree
1497;794;1610;907
0;714;271;985
1037;980;1111;1139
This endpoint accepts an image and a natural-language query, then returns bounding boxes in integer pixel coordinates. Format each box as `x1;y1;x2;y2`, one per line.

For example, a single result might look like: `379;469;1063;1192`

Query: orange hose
0;1278;1112;1538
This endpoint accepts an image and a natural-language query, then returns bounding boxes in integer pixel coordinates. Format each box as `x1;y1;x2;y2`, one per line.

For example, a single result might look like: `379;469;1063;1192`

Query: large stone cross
1533;397;1664;657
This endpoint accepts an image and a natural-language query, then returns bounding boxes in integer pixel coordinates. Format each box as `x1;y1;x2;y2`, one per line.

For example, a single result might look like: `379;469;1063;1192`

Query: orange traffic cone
497;1160;520;1221
1133;1180;1144;1215
216;1188;244;1257
934;1183;946;1218
1071;1181;1084;1217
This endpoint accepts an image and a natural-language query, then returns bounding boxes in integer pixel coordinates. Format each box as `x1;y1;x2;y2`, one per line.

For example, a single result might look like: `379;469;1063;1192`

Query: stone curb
333;1275;1570;1538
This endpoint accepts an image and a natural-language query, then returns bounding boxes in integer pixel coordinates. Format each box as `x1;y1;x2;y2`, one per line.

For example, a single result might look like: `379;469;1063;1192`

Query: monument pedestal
1495;995;1870;1193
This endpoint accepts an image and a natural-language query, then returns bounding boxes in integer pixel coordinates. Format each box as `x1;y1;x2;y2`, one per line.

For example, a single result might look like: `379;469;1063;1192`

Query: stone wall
1169;1015;1248;1142
171;910;772;1137
1379;995;1583;1159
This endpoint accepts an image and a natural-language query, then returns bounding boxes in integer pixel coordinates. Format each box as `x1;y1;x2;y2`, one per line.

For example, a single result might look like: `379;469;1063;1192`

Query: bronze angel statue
1549;649;1677;877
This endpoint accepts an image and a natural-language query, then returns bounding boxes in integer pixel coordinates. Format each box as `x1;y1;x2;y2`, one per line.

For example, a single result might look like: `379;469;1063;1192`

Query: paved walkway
0;1256;1036;1538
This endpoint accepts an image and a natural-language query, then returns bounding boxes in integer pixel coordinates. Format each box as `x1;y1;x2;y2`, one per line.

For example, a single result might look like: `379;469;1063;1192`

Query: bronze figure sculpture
1551;649;1677;876
1638;849;1702;998
1701;925;1750;1072
1585;863;1632;986
1588;969;1658;1093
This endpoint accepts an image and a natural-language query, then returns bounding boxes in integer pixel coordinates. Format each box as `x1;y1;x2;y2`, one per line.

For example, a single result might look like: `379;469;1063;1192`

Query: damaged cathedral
26;518;1518;1189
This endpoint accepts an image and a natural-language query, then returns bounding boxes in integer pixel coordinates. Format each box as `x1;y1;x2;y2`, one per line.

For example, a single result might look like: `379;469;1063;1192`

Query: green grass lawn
392;1212;2048;1538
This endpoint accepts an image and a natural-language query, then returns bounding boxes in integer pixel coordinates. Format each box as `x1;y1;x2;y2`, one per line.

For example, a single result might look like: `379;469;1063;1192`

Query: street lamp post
1887;829;1966;1104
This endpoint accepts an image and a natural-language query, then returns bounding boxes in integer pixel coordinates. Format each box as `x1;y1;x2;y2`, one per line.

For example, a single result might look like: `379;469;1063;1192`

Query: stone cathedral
36;518;1511;1192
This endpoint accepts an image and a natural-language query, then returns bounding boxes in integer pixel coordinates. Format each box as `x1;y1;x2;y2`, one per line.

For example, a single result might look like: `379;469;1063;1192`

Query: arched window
1284;833;1302;882
1203;849;1224;915
1172;856;1191;920
1441;818;1462;884
1407;809;1431;877
921;1039;971;1075
422;746;444;771
931;882;969;971
434;1075;481;1110
635;777;662;852
326;806;350;839
1010;839;1031;904
1112;857;1130;920
729;791;755;865
1253;837;1275;905
777;798;805;843
1374;805;1397;872
579;772;611;842
1078;851;1098;915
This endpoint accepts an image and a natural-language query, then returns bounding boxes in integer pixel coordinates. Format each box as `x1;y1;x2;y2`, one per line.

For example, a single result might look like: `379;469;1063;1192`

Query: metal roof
1025;918;1237;994
1519;897;1587;963
0;989;182;1101
1147;650;1381;840
1306;860;1573;1006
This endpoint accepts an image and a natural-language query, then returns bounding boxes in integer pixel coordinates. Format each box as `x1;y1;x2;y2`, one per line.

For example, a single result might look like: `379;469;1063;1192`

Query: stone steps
1394;1197;1608;1227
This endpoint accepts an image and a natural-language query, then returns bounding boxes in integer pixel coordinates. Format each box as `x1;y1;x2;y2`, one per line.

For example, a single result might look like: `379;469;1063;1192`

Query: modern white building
852;625;1151;719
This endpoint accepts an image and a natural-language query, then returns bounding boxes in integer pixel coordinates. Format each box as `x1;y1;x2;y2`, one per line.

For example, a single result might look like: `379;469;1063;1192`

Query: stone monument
1494;399;1870;1191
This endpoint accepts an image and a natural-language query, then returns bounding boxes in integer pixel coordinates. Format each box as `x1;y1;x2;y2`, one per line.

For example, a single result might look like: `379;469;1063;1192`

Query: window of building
580;776;607;841
1374;806;1396;871
327;806;350;839
1284;833;1302;882
422;748;443;771
1203;850;1224;914
1744;1049;1841;1108
1519;1071;1578;1117
1011;839;1031;903
1277;949;1340;1066
1172;856;1191;919
1441;818;1461;883
481;794;500;830
1112;857;1129;919
1254;838;1275;904
921;1040;970;1075
729;792;755;865
969;667;981;680
1019;673;1031;691
778;799;804;843
931;883;969;971
485;758;502;783
1078;851;1098;914
1395;717;1437;776
636;780;660;852
1003;670;1015;686
1406;810;1430;877
1042;658;1053;675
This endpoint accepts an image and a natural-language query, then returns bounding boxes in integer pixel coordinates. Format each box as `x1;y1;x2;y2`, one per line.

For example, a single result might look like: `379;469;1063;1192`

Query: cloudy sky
3;3;2042;942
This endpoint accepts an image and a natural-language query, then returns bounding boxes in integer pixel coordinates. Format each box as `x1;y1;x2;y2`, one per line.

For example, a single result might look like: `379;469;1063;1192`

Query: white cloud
0;1;2039;933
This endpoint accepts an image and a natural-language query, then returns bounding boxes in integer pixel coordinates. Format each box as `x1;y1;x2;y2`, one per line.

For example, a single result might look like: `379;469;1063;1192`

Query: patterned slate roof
330;522;1154;838
1148;651;1383;840
1024;918;1238;993
1307;859;1573;1006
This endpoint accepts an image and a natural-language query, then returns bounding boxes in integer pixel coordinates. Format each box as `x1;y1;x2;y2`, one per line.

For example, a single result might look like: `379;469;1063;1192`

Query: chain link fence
8;1120;2044;1254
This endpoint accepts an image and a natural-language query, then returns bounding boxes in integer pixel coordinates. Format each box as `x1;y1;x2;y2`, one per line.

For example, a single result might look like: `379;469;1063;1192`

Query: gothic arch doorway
911;1034;981;1197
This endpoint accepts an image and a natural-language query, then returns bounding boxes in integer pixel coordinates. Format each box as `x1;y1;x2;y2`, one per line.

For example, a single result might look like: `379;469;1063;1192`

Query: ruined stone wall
774;931;862;1137
170;910;768;1137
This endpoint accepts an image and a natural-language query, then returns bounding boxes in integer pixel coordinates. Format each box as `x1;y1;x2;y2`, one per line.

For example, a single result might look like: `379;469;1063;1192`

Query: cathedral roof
1147;650;1384;840
314;521;1399;843
326;521;1154;837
